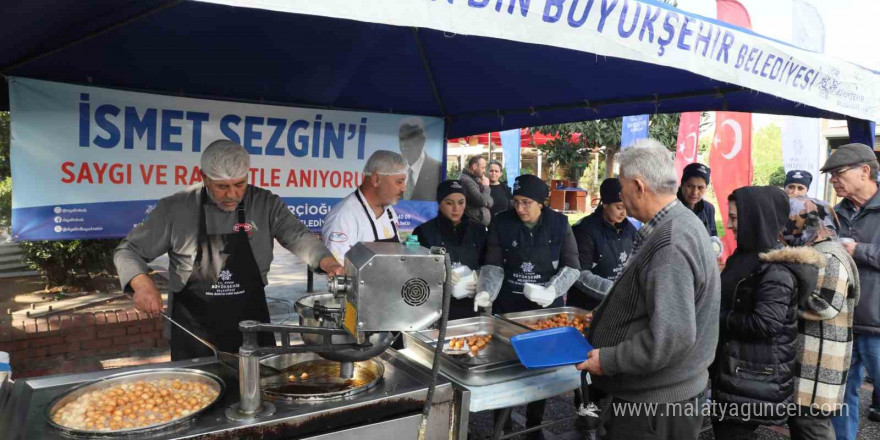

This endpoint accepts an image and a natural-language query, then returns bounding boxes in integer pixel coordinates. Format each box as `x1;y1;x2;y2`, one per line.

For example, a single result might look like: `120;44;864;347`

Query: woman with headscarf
475;174;581;440
413;180;487;320
711;186;823;439
782;196;859;440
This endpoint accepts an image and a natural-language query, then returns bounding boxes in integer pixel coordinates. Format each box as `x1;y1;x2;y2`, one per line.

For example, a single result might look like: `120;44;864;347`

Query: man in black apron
115;140;344;361
322;150;408;264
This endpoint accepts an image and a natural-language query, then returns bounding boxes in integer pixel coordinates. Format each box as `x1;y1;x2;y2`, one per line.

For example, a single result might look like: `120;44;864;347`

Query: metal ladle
159;312;280;377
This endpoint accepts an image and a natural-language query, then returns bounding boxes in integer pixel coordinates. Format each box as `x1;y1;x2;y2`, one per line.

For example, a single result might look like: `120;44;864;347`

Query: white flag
782;0;825;198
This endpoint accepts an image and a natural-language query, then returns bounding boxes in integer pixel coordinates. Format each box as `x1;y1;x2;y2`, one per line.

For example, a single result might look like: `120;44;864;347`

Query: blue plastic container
510;326;593;369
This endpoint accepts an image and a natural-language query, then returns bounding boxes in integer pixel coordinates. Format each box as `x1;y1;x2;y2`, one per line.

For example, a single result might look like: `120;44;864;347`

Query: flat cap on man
820;143;878;172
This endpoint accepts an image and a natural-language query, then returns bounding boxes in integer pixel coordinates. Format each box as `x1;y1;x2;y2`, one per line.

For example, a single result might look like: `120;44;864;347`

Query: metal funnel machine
329;242;445;342
232;242;448;419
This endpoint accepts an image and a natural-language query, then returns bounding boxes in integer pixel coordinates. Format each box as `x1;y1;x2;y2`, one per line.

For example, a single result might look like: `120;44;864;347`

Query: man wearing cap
322;150;406;264
569;178;637;310
115;140;344;360
677;163;717;237
475;174;581;438
784;170;813;198
823;143;880;440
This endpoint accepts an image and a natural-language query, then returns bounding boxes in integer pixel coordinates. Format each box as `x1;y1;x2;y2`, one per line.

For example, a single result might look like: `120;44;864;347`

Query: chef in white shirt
322;150;406;263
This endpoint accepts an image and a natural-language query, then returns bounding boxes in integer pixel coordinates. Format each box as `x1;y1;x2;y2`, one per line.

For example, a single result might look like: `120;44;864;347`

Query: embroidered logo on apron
513;261;540;286
208;269;245;296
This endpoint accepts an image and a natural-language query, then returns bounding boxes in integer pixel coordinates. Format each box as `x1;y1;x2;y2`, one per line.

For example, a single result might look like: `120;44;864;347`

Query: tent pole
846;117;877;148
410;28;447;117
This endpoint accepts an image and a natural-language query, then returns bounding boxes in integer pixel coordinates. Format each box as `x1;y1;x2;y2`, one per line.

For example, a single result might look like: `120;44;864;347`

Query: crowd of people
118;137;880;440
318;139;879;440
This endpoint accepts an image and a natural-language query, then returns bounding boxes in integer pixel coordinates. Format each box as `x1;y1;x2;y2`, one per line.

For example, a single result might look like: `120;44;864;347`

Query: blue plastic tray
510;326;593;369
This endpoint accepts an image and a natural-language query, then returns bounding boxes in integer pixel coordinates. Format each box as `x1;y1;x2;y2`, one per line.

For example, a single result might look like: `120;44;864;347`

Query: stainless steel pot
295;294;393;362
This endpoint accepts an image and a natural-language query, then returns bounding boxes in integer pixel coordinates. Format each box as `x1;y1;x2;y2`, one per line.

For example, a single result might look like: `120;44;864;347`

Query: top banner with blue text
201;0;880;122
9;77;444;241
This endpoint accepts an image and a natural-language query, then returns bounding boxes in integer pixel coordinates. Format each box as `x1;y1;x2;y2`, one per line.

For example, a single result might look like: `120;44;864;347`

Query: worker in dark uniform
475;174;580;440
569;178;637;310
678;163;717;237
413;180;487;320
783;170;812;198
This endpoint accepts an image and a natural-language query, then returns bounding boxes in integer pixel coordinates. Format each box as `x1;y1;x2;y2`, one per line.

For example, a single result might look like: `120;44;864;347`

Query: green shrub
768;166;787;187
0;176;10;231
20;239;120;289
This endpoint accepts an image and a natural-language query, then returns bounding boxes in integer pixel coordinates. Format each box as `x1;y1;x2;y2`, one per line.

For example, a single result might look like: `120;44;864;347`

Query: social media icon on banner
54;207;62;214
54;216;62;223
54;226;62;233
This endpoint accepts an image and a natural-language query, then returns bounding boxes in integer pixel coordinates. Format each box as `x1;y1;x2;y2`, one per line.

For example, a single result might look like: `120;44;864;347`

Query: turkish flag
712;0;754;260
675;112;702;180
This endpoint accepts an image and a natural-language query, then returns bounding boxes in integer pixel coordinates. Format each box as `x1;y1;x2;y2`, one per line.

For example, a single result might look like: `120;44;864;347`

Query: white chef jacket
322;189;400;264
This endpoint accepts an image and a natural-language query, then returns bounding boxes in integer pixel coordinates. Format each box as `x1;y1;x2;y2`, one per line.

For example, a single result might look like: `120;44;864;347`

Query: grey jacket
459;170;493;226
835;185;880;334
114;184;332;294
588;202;720;403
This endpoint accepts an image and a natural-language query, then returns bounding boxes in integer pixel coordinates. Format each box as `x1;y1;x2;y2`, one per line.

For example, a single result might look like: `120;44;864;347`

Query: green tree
532;113;686;188
0;112;9;230
751;124;783;186
768;166;786;187
0;111;10;179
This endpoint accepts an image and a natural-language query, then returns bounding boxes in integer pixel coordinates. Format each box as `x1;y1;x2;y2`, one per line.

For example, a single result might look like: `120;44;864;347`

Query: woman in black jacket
678;163;718;237
413;180;487;320
487;160;511;215
712;186;820;439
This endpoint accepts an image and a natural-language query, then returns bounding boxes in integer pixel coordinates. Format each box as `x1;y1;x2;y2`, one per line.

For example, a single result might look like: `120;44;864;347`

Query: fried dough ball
51;377;219;432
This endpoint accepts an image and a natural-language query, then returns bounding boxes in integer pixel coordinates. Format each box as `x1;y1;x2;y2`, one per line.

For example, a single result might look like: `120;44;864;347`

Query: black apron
415;217;485;320
493;209;565;315
170;189;274;361
355;190;400;243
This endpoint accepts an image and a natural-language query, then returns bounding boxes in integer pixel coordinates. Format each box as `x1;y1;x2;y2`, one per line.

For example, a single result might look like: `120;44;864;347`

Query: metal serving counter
399;315;583;440
0;350;454;440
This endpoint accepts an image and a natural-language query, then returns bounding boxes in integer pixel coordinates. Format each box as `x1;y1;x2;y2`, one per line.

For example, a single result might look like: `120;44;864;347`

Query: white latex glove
523;283;557;308
473;291;491;312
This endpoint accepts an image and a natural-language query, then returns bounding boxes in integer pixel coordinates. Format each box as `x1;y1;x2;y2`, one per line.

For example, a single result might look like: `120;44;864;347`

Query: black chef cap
512;174;549;203
784;170;813;188
599;178;622;204
681;163;711;186
436;180;465;203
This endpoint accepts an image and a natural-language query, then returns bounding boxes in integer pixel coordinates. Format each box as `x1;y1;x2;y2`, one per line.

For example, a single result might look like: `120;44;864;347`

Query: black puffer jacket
712;187;820;425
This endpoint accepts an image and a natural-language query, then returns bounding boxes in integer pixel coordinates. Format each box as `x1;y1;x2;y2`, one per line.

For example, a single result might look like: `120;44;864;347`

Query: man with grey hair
322;150;407;263
823;143;880;439
398;117;441;201
114;140;343;361
577;138;720;439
